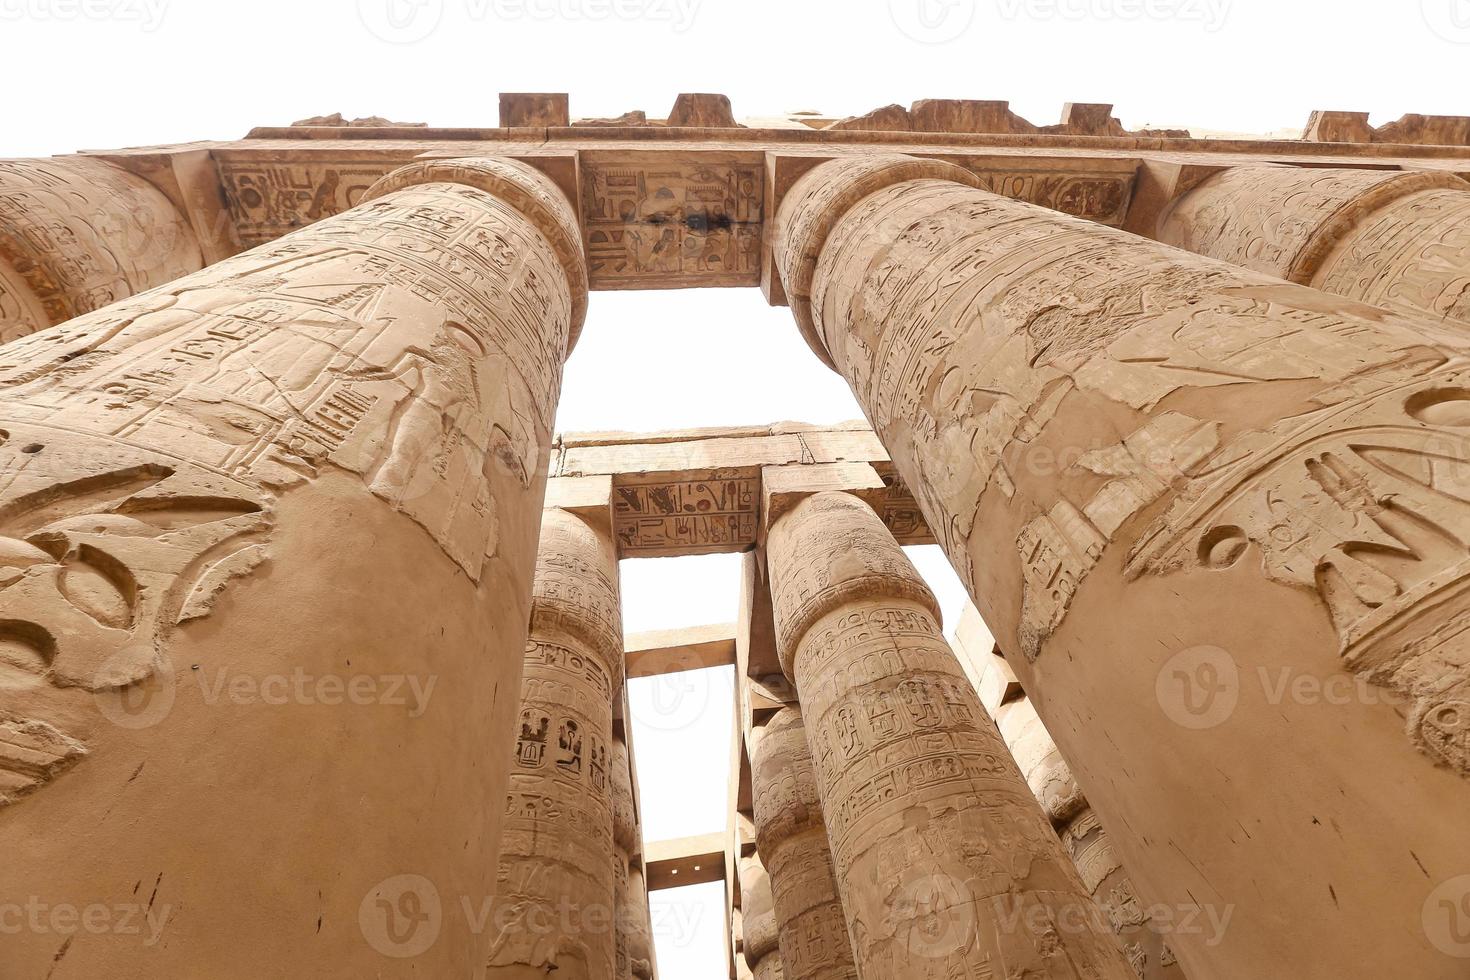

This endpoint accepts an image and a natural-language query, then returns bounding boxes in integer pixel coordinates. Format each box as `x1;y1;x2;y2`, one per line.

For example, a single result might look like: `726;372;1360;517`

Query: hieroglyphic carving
739;854;788;980
766;493;1133;980
1159;166;1470;327
0;255;48;344
0;158;202;336
613;473;759;556
611;735;655;980
964;167;1135;226
491;509;622;979
875;467;930;544
0;166;579;802
775;154;1470;977
990;692;1186;980
215;155;402;247
750;708;858;980
582;153;763;288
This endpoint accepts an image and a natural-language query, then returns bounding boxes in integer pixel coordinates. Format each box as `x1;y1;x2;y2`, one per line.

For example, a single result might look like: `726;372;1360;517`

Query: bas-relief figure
776;153;1470;979
8;97;1470;978
766;492;1135;980
0;157;203;342
1158;166;1470;327
0;157;586;977
491;509;623;980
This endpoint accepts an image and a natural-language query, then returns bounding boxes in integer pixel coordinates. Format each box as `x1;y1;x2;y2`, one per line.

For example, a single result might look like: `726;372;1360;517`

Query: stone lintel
645;832;730;891
549;423;933;559
625;623;737;679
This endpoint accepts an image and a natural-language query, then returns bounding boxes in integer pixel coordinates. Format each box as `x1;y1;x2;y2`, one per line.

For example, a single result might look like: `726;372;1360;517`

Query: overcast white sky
6;0;1467;973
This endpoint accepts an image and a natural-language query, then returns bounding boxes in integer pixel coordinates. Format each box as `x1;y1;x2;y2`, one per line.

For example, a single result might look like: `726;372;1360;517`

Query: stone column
0;157;587;977
774;154;1470;979
952;608;1187;980
490;509;623;979
0;157;204;343
750;707;858;980
767;492;1134;979
612;734;657;980
1157;166;1470;326
739;854;787;980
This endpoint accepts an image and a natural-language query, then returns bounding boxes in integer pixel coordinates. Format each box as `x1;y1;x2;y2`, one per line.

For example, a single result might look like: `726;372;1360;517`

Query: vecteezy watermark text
358;0;698;44
0;898;170;947
0;0;167;30
996;0;1229;30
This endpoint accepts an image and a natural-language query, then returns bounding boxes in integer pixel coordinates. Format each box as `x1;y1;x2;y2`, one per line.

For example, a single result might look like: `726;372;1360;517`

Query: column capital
1158;165;1470;284
767;492;937;683
773;155;982;370
366;157;590;352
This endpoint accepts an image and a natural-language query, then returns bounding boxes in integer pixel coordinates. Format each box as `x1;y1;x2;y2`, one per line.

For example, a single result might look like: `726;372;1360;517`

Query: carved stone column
1157;166;1470;326
0;158;204;343
766;492;1133;980
951;610;1187;980
739;854;787;980
612;734;657;980
624;864;657;980
750;707;858;980
0;157;587;977
775;154;1470;979
490;509;623;979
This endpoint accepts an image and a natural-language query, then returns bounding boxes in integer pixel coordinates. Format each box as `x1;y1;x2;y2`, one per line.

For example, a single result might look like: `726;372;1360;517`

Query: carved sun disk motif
1405;387;1470;427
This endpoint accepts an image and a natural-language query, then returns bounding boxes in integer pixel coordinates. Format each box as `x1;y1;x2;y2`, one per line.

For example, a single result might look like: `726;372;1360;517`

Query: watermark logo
0;898;171;945
996;0;1230;31
894;871;974;958
632;669;722;733
1425;876;1470;958
1157;645;1239;730
889;0;977;43
1423;0;1470;43
0;0;169;31
360;875;442;958
1157;645;1409;729
94;647;176;732
358;0;444;43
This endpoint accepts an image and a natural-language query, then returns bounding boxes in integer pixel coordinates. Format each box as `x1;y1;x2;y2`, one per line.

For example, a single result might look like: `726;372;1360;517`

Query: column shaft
739;854;788;980
490;509;623;979
767;492;1134;980
750;707;858;980
612;733;657;980
0;157;585;976
774;154;1470;978
1157;166;1470;325
0;158;204;342
951;609;1188;979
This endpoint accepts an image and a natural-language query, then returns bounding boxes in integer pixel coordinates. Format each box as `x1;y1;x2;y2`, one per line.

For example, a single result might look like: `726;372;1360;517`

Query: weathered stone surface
1158;166;1470;326
500;93;572;129
750;707;858;980
910;98;1039;135
0;156;585;976
490;509;623;979
1303;110;1374;143
0;158;202;342
576;111;650;127
972;639;1187;980
740;854;787;980
776;153;1470;978
667;93;741;129
290;113;427;128
766;492;1133;980
611;734;657;980
823;105;913;133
